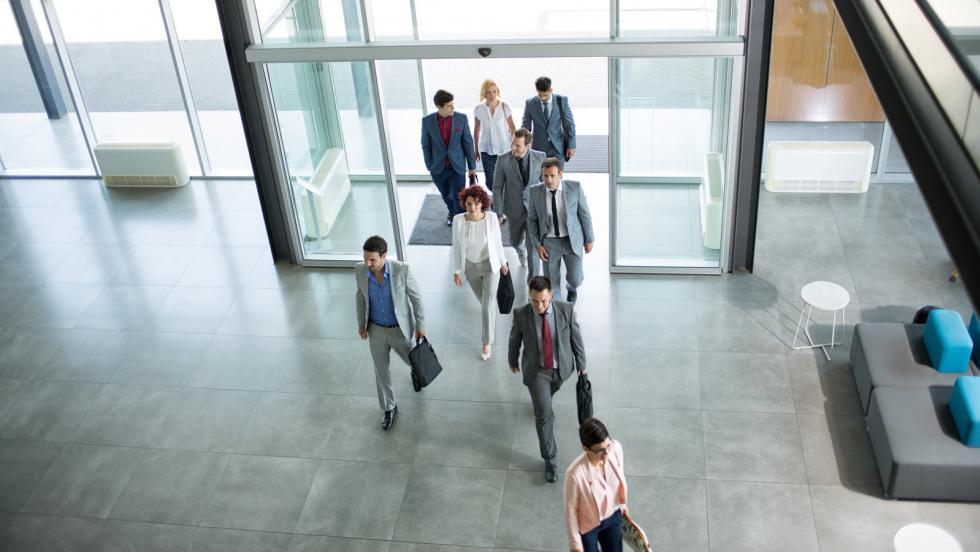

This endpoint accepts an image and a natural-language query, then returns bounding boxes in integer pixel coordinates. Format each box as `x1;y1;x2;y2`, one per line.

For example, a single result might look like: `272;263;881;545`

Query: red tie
542;313;554;369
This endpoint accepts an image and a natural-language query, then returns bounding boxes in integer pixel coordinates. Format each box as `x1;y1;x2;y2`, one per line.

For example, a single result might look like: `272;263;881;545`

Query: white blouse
473;101;513;156
463;219;489;262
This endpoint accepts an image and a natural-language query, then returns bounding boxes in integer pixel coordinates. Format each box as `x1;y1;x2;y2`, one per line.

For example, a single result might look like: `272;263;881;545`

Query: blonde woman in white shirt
451;185;509;360
473;79;516;187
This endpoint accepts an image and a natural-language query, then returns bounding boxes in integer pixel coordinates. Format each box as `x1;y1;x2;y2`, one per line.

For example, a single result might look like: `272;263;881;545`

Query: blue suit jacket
521;94;576;156
421;112;476;176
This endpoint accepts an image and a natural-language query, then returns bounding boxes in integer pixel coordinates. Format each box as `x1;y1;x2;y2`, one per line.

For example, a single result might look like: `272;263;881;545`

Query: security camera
478;47;491;58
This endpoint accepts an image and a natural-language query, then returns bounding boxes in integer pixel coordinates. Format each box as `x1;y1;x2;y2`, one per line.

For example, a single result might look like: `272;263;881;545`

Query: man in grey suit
492;128;545;278
355;235;425;430
521;76;576;168
527;158;595;304
509;276;586;483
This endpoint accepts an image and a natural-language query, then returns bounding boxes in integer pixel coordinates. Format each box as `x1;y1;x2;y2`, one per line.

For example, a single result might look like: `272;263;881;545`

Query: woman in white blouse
451;185;509;360
473;79;516;187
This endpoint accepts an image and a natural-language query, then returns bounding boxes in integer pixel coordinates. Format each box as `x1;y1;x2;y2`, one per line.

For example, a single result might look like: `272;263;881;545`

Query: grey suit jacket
508;300;585;386
354;259;425;342
491;149;545;221
526;179;595;257
520;94;576;155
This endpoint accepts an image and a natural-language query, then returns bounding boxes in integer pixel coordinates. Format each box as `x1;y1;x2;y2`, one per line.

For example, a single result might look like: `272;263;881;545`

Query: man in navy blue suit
421;89;477;225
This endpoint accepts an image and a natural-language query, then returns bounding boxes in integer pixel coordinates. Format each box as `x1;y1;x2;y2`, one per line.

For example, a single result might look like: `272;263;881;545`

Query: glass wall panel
169;0;252;176
614;57;733;268
52;0;200;174
268;61;397;259
0;0;92;173
619;0;740;37
414;0;607;40
378;59;426;174
261;0;363;44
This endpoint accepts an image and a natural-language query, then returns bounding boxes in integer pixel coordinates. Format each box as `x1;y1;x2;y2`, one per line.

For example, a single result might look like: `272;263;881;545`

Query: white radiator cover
94;142;190;188
294;148;351;240
765;141;874;193
699;152;724;250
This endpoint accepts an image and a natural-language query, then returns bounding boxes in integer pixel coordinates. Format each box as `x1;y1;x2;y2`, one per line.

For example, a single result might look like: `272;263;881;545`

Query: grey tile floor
0;177;978;551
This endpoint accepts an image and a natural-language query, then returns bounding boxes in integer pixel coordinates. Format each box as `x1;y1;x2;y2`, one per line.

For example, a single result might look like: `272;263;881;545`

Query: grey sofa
850;323;977;415
868;386;980;501
850;322;980;501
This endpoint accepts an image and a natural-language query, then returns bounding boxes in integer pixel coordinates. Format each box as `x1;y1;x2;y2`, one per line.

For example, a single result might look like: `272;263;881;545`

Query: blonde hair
479;79;501;102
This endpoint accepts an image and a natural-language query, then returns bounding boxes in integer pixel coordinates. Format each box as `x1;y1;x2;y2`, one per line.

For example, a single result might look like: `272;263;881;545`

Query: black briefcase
576;373;593;425
497;270;515;314
409;337;443;392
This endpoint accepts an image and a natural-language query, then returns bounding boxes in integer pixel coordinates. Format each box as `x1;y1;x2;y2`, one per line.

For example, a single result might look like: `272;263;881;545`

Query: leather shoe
382;405;398;431
545;463;558;483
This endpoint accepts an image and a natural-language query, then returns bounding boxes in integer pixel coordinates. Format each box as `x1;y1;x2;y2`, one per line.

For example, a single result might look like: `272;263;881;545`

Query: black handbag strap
555;94;569;154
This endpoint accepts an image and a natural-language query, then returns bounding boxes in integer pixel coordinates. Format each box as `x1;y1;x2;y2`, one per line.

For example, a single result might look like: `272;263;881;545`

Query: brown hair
541;157;563;173
513;128;532;145
458;185;492;212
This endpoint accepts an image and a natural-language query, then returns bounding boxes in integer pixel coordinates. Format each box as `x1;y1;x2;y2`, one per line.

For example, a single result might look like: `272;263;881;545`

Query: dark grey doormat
408;194;514;246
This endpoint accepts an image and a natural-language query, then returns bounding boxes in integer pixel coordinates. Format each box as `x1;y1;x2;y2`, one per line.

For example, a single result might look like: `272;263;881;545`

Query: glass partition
613;57;734;268
268;61;398;260
52;0;200;174
261;0;364;44
619;0;741;37
169;0;251;175
0;0;92;173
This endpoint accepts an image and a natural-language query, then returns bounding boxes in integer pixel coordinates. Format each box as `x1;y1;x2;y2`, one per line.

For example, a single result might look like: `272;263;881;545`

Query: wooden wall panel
825;12;885;121
766;0;884;122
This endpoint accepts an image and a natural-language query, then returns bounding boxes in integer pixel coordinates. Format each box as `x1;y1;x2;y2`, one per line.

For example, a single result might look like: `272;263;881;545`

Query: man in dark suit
492;128;545;278
421;89;477;225
509;276;586;483
521;76;576;168
526;158;595;304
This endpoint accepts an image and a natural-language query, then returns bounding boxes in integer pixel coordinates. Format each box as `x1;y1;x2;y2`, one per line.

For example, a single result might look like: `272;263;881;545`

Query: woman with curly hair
451;185;509;360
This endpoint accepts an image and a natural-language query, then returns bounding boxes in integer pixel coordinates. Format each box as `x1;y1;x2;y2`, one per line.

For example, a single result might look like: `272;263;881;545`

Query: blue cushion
949;376;980;447
922;309;973;373
970;313;980;365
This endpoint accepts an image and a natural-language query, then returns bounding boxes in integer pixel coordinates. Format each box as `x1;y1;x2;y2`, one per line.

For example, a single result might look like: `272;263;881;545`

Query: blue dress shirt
367;262;398;327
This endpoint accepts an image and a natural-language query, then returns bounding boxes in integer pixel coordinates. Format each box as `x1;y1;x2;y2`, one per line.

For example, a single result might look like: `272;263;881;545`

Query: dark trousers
432;167;465;217
581;509;622;552
480;153;498;189
544;146;565;169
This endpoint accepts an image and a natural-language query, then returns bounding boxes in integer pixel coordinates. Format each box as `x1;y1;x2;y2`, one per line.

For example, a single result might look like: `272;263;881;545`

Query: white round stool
792;281;850;361
893;523;962;552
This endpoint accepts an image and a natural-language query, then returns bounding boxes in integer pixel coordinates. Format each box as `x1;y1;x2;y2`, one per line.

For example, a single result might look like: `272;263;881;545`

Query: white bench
765;141;874;193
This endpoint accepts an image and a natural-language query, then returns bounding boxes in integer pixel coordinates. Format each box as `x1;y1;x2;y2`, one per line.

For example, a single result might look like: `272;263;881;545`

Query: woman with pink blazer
563;418;634;552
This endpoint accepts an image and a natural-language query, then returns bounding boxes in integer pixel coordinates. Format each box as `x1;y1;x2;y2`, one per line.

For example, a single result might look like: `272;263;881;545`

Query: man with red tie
509;275;587;483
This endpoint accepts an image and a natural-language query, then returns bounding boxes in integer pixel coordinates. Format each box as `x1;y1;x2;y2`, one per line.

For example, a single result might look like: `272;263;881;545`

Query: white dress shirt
473;101;512;156
544;181;569;238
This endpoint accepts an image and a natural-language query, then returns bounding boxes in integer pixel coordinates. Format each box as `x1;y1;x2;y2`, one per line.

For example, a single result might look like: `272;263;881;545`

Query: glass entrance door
612;56;740;270
267;60;401;261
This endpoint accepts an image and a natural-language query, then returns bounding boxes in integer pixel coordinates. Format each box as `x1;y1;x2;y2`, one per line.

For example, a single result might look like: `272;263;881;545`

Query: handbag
408;337;443;392
621;511;650;552
555;94;571;162
497;270;515;314
576;373;593;425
